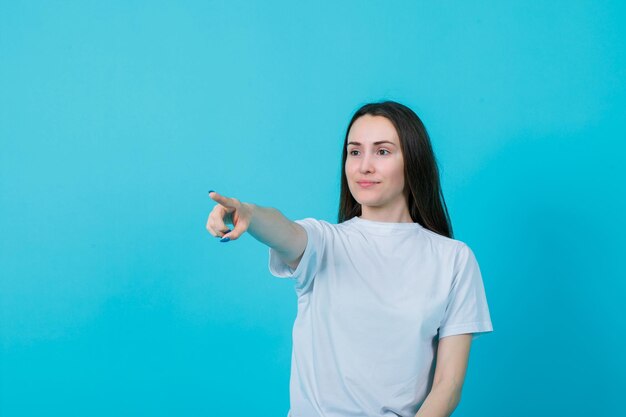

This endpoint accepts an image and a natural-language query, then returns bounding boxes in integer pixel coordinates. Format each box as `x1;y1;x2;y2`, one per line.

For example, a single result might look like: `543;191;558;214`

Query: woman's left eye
379;149;390;155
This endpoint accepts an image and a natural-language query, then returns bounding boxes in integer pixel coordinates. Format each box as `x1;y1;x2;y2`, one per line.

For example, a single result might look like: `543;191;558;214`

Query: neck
359;206;413;223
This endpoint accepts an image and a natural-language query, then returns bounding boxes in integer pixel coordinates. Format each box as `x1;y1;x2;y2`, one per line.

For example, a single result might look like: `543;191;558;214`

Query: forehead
347;115;399;145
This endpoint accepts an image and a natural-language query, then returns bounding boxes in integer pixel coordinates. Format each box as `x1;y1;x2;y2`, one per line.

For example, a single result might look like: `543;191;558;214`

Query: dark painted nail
220;237;230;243
215;230;231;239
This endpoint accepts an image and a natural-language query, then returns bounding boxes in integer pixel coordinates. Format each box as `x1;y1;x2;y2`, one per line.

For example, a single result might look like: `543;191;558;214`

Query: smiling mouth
357;181;379;187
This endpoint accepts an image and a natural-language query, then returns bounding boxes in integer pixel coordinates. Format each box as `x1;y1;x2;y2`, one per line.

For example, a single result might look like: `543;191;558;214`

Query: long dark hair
338;100;454;238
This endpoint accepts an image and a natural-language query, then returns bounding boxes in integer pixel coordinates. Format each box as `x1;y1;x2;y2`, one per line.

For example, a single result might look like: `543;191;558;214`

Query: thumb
221;218;248;242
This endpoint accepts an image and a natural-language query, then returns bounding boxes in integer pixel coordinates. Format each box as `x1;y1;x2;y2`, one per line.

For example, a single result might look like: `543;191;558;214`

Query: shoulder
296;217;355;230
418;225;470;256
293;217;342;241
294;217;336;230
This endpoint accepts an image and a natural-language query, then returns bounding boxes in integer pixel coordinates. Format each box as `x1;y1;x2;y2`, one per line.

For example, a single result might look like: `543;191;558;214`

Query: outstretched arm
207;191;307;270
247;204;307;270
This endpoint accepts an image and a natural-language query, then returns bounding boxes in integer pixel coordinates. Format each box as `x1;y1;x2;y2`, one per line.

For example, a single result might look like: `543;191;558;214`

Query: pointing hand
206;191;253;242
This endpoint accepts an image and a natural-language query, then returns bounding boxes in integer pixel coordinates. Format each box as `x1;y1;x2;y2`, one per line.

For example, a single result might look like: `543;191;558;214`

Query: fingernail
220;237;230;243
214;229;231;238
208;190;215;194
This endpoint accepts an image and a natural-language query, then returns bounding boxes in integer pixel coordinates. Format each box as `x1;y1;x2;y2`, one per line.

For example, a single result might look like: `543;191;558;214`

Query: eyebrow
347;141;397;147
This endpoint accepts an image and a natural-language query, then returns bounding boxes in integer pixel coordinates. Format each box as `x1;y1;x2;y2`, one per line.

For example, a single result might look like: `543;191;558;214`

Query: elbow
434;380;463;411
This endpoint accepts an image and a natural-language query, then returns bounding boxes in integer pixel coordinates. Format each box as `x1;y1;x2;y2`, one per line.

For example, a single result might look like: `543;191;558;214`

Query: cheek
344;161;356;175
391;160;405;186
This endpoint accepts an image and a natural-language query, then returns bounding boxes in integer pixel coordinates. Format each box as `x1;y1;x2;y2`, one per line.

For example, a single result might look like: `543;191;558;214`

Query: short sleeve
268;217;326;295
438;243;494;341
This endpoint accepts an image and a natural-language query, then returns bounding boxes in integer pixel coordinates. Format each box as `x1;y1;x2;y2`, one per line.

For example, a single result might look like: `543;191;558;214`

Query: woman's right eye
349;150;359;156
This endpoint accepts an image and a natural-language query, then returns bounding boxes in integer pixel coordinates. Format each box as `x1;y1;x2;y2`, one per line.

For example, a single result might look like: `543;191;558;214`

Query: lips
356;181;380;188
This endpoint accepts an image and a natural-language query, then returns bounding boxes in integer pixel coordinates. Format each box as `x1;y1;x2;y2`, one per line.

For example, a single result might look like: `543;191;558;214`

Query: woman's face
345;114;407;213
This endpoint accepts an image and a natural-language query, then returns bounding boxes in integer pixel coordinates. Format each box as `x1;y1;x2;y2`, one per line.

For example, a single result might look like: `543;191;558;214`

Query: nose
359;152;375;174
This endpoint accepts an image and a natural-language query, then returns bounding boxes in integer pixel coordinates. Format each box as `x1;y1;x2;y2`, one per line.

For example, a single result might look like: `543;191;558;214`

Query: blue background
1;1;625;416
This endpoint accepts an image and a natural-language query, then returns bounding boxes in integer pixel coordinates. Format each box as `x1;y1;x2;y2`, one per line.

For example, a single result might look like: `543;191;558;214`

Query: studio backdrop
1;1;625;416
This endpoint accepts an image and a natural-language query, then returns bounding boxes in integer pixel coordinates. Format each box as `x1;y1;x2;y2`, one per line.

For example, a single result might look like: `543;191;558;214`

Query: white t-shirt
268;216;494;417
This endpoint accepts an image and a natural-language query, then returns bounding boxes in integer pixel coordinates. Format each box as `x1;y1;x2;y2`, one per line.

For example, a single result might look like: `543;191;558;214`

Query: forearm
245;203;299;254
414;383;461;417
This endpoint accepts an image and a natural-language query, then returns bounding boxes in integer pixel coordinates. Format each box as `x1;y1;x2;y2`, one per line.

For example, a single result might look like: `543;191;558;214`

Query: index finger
208;191;236;209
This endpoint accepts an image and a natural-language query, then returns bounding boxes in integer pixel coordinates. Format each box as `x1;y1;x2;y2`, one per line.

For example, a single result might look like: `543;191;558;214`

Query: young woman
206;101;493;417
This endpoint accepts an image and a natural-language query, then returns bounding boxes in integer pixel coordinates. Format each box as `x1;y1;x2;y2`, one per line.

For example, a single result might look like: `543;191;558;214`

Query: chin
356;198;382;207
